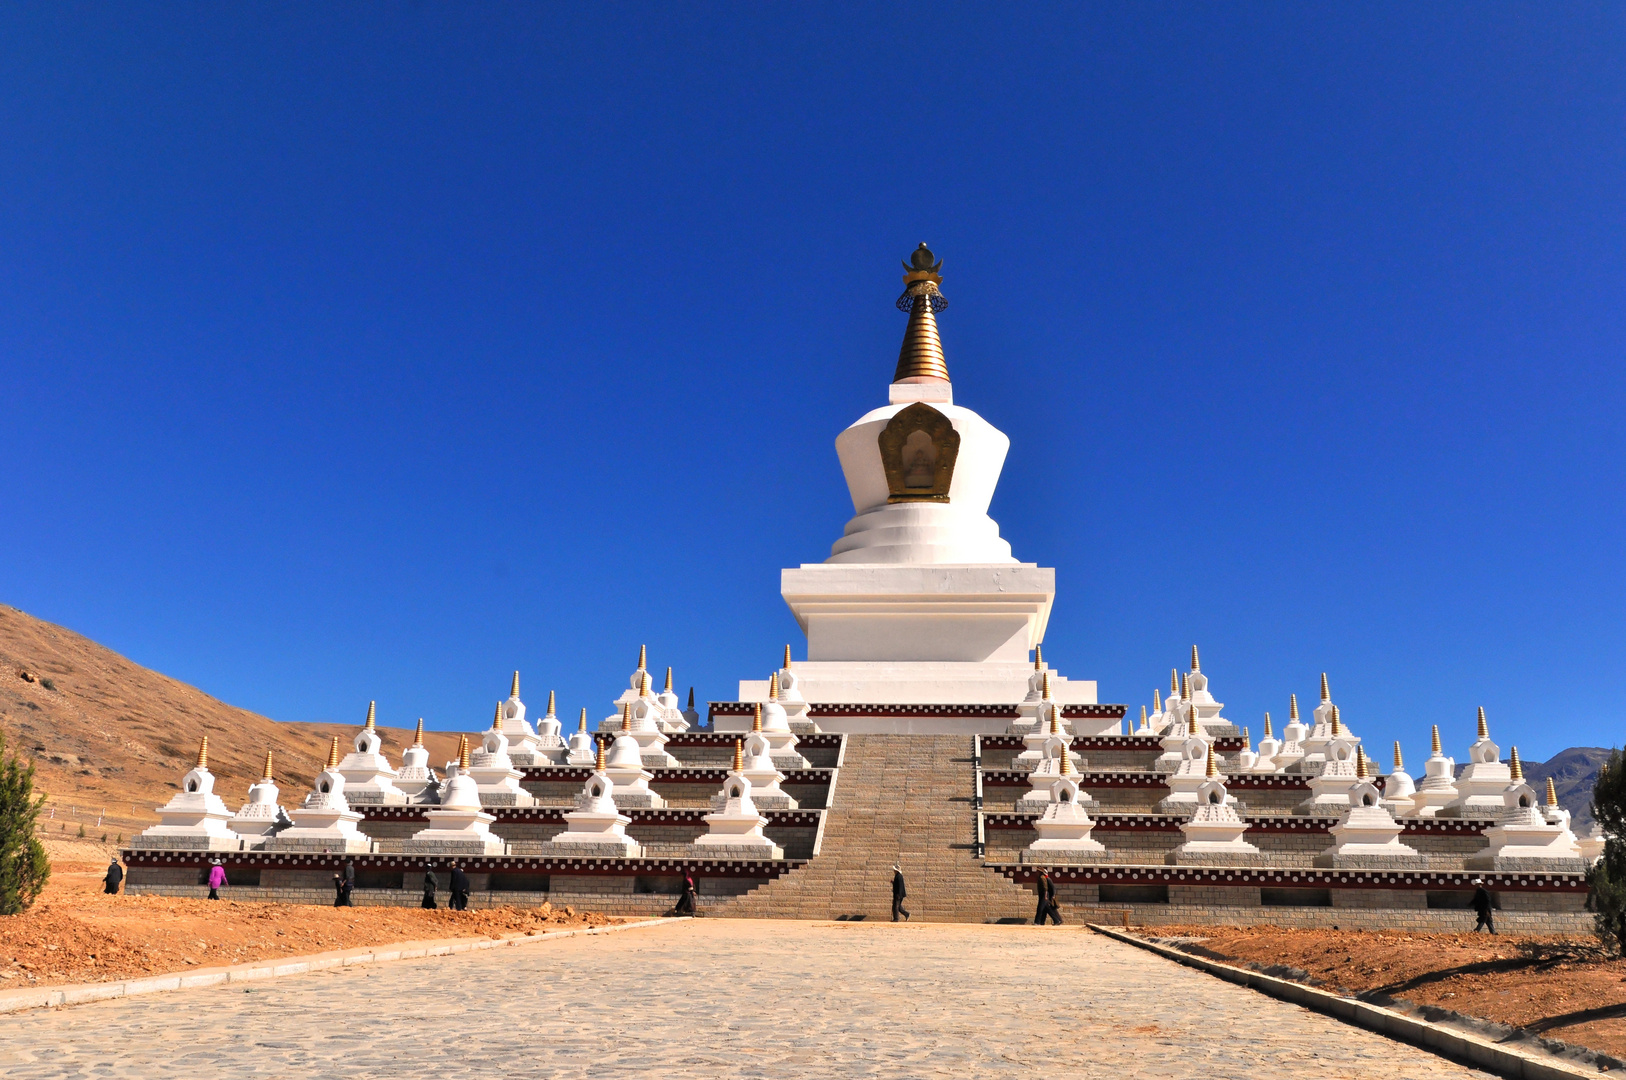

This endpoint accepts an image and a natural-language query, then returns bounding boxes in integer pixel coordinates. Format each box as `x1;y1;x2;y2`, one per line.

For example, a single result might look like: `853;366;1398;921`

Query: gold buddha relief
879;402;960;502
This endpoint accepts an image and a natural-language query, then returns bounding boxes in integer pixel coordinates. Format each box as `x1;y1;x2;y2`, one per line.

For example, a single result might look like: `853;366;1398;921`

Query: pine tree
0;731;51;915
1586;748;1626;954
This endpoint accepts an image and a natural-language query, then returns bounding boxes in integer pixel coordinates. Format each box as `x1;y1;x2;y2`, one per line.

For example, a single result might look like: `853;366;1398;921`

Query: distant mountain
1523;746;1615;833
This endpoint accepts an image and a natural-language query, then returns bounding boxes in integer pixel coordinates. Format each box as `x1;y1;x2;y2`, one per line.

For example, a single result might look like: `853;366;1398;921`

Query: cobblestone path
1;920;1492;1079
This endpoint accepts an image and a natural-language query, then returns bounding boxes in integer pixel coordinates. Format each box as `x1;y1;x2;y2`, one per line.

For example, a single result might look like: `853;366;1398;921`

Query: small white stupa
1296;708;1363;814
603;707;665;808
1168;747;1259;864
1146;686;1169;737
1018;709;1088;811
1409;725;1459;818
1297;674;1357;775
625;673;681;767
495;672;545;766
1232;727;1258;774
1442;708;1512;818
605;643;652;725
1250;713;1280;773
229;750;291;843
693;740;782;858
774;645;812;727
1131;704;1153;736
528;690;569;766
535;741;641;857
1576;820;1609;865
1016;672;1076;770
654;667;690;734
1011;646;1050;734
565;708;597;765
466;702;535;805
1184;646;1232;737
1157;716;1224;813
394;719;441;803
681;687;702;730
736;725;797;810
1381;741;1416;817
1315;747;1421;867
1022;752;1107;862
404;735;505;855
1271;694;1308;772
134;736;240;851
1466;750;1586;871
335;701;406;805
266;737;372;852
757;675;806;767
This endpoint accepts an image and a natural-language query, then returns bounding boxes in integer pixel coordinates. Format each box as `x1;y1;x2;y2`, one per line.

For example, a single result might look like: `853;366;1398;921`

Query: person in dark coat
673;872;697;916
1471;879;1496;934
103;857;123;895
421;869;438;910
1034;870;1063;925
891;864;910;922
332;872;346;907
342;859;356;906
449;862;471;911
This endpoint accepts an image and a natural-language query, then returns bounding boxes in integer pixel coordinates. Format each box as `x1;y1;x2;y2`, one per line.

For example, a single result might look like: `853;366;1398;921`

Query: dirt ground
1;838;618;990
1138;924;1626;1062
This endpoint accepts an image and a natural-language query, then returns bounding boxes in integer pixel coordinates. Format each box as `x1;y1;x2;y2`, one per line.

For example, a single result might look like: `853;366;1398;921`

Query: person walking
341;859;356;907
332;872;346;907
1471;879;1496;934
891;863;910;922
103;856;123;896
673;871;697;916
449;862;471;911
421;869;438;910
206;860;226;900
1034;870;1062;925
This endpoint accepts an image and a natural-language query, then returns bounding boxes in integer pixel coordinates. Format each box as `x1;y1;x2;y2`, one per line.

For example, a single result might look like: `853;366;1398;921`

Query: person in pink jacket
206;860;227;900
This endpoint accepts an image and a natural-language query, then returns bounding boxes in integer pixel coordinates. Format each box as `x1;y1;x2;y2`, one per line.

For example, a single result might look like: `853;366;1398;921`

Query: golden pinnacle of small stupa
640;672;652;698
1191;644;1200;673
327;736;341;769
1330;705;1341;736
1242;726;1251;750
1290;694;1300;721
621;702;631;730
510;670;520;698
1205;744;1218;779
1034;644;1043;671
1510;746;1523;781
1188;711;1197;735
894;243;949;383
1546;776;1558;807
1262;712;1273;738
1180;672;1189;698
1049;707;1060;735
1320;673;1330;703
752;702;763;733
1171;668;1179;695
492;701;504;731
578;707;588;733
1139;705;1148;730
546;690;556;717
637;644;647;671
595;738;606;771
769;673;780;702
195;736;209;770
364;701;376;730
261;749;274;780
413;718;425;746
458;734;470;769
1060;745;1074;776
1042;670;1053;701
1392;741;1403;771
1356;746;1369;780
783;644;793;670
1477;706;1488;739
733;738;744;772
1431;724;1442;754
1153;688;1162;712
664;666;673;693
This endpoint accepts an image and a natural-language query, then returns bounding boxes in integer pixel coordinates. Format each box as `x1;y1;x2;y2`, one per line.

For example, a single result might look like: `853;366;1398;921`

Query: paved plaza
2;920;1493;1079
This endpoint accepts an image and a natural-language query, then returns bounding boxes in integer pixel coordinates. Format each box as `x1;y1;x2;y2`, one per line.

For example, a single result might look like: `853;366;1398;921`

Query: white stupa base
1164;846;1262;866
609;789;664;809
532;837;642;858
264;833;373;853
1437;797;1509;819
721;789;795;811
130;831;243;852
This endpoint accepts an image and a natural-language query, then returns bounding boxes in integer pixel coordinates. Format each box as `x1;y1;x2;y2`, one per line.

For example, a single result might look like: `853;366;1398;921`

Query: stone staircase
715;734;1036;922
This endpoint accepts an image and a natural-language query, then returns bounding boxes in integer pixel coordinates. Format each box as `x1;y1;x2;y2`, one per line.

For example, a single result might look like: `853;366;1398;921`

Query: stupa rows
120;245;1608;927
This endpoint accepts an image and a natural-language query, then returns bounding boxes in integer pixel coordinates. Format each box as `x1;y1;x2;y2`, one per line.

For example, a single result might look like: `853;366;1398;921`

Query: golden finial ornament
1431;725;1442;754
195;736;209;770
1392;741;1403;771
783;644;792;670
1153;688;1162;712
1242;726;1251;750
492;701;504;731
1262;712;1273;738
733;738;744;772
893;243;949;383
458;734;470;770
1139;705;1148;730
326;736;341;769
1477;706;1488;740
664;667;673;693
1042;670;1052;701
365;701;376;730
1171;668;1179;696
752;703;763;733
1205;745;1218;779
510;671;520;698
1290;694;1299;722
413;718;425;746
1034;644;1043;670
1180;672;1188;698
1330;705;1341;736
1060;744;1074;776
1049;707;1060;735
595;738;606;772
1510;746;1523;781
1320;673;1330;702
546;690;556;716
261;750;274;780
641;672;652;698
637;644;646;671
1356;746;1368;780
578;707;588;733
769;673;779;702
1188;711;1197;735
1191;644;1200;673
1546;776;1558;807
621;702;631;731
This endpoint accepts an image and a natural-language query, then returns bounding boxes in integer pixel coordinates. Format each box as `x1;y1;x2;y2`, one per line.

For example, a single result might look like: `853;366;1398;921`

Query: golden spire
1330;705;1341;736
1042;670;1052;701
1476;706;1488;740
752;703;763;733
546;690;556;717
1171;669;1179;696
640;672;651;698
1241;726;1251;750
261;749;274;780
1060;744;1074;776
510;671;520;698
1262;712;1273;738
1290;694;1299;722
578;708;587;733
1320;673;1330;702
1392;741;1403;771
1138;705;1147;730
1188;711;1197;736
1431;724;1442;754
637;644;646;671
1191;644;1200;673
733;738;744;772
492;701;504;731
1205;745;1218;779
893;244;949;383
1153;688;1162;712
1510;746;1523;781
594;738;605;772
621;702;631;731
1049;706;1060;735
783;644;792;670
364;701;376;730
413;718;424;746
1356;746;1369;780
769;673;780;702
326;736;341;769
1180;672;1188;698
664;667;673;693
195;736;209;770
1034;643;1043;670
1546;776;1558;807
458;734;470;770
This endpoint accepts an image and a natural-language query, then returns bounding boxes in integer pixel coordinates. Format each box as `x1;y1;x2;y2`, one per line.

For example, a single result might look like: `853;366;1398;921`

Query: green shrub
39;679;54;692
75;824;85;839
0;731;51;914
1587;748;1626;955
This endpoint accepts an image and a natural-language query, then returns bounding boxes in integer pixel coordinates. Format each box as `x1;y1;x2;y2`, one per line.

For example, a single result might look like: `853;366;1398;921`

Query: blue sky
2;5;1621;763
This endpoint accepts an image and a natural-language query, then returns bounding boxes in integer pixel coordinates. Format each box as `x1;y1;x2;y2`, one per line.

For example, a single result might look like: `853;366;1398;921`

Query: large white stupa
739;244;1095;730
